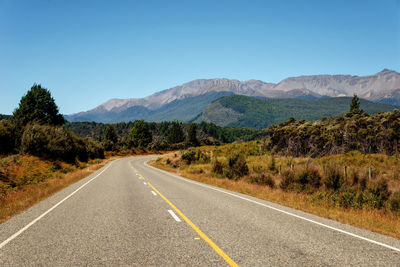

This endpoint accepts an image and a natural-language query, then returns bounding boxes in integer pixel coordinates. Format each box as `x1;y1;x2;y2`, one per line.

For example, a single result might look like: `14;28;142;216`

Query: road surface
1;156;400;266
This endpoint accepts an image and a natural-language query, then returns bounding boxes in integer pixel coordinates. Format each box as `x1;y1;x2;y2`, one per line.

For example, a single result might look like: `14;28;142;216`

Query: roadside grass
0;154;113;223
152;148;400;239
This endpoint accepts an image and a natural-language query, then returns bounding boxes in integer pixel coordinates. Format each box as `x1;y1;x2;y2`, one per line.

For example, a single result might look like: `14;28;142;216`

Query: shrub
249;172;275;188
181;150;196;164
0;120;17;154
324;166;344;191
280;170;295;190
268;155;276;172
295;168;322;190
228;153;249;179
339;189;357;208
212;158;223;175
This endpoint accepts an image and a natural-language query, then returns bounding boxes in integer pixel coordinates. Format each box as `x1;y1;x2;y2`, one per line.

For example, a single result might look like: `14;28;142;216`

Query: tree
12;84;65;126
187;123;199;146
168;121;185;144
104;125;118;150
347;94;363;116
130;120;152;148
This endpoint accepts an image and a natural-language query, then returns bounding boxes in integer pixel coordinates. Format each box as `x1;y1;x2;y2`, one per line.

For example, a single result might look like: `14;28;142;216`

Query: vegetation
154;142;400;238
65;120;264;150
104;125;118;151
12;84;65;126
130;120;152;148
266;110;400;157
168;121;185;144
196;95;398;128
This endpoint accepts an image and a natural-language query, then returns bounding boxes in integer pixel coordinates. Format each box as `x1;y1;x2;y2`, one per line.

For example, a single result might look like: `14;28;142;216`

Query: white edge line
0;160;117;250
144;182;147;185
151;191;157;196
168;209;181;222
144;161;400;253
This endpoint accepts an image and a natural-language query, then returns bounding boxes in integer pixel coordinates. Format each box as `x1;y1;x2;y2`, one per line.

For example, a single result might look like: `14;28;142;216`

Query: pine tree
168;121;185;144
130;120;152;148
13;84;65;126
347;94;363;116
187;123;199;146
104;125;118;150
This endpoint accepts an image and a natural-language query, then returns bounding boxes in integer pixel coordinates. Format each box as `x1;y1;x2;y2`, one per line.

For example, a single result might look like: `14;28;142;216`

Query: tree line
266;95;400;157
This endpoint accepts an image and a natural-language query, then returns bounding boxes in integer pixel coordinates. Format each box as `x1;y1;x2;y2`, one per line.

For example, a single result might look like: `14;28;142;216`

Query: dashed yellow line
130;163;238;266
147;181;239;267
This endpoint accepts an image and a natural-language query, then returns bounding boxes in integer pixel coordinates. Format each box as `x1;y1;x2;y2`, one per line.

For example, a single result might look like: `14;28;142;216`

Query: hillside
193;95;398;128
66;69;400;123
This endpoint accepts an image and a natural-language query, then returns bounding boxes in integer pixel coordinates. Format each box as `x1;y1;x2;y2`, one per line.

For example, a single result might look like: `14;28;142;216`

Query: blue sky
0;0;399;114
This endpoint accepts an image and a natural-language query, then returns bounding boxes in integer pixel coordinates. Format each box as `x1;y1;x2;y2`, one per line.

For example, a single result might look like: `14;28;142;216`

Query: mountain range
66;69;400;125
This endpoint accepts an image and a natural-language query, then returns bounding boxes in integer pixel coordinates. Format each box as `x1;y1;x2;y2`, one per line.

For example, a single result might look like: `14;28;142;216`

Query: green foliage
168;121;185;144
20;124;101;163
104;125;118;151
202;95;396;129
295;168;322;190
227;153;249;179
130;120;152;148
181;150;196;164
266;110;400;157
347;94;363;116
0;120;18;154
12;84;65;126
187;123;199;146
324;166;344;191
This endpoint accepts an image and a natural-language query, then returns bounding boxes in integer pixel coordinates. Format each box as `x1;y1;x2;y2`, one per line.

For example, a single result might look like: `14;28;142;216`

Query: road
1;156;400;266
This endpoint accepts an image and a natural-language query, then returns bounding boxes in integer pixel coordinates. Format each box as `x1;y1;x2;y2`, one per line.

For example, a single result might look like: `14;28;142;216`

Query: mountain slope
193;95;398;128
67;69;400;123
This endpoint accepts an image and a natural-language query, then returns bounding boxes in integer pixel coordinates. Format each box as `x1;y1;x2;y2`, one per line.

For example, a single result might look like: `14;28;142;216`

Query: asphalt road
1;156;400;266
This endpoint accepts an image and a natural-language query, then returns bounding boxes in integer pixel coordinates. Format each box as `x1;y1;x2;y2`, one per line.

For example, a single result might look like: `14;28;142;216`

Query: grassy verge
0;155;115;223
151;146;400;239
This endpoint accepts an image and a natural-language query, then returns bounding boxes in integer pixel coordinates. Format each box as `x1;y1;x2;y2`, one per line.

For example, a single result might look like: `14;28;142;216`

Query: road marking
194;237;201;240
151;190;157;196
148;182;239;267
0;160;116;250
143;182;147;185
168;209;181;222
145;161;400;254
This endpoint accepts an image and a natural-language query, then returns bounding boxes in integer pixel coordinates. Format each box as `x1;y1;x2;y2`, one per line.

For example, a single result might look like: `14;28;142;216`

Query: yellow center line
147;181;239;267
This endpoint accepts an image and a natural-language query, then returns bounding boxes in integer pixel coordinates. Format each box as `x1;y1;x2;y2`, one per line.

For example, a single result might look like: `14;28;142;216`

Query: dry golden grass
0;155;115;223
152;152;400;240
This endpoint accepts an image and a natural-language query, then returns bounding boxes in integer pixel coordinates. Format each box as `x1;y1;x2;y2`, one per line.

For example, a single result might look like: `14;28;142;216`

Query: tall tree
130;120;152;148
13;84;65;126
347;94;363;116
168;121;185;144
187;123;199;146
104;125;118;150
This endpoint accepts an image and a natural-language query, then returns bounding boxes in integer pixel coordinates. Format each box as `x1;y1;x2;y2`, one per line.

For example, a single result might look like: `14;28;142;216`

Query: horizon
1;0;399;114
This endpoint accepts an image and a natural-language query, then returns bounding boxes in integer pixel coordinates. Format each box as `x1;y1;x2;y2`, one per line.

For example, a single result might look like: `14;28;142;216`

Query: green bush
181;150;196;164
324;166;344;191
339;189;357;208
295;168;322;190
0;120;18;154
228;153;249;179
20;124;103;163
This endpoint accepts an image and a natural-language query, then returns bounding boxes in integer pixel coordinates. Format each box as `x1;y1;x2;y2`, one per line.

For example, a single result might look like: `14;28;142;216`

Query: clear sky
1;0;399;114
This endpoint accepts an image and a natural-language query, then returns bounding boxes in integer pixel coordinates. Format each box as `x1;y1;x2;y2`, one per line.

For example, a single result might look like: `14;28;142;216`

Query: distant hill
66;69;400;123
193;95;398;128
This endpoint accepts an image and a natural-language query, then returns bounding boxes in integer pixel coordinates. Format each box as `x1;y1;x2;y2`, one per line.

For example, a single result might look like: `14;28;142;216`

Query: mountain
193;95;398;128
66;69;400;123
